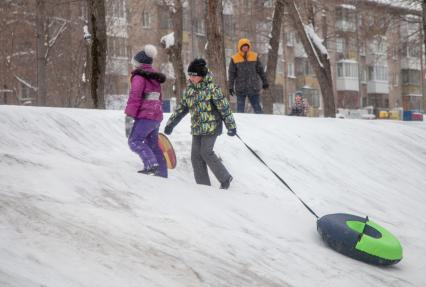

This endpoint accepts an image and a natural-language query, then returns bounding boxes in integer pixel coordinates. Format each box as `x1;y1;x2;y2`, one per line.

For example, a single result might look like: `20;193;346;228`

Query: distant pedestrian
164;58;236;189
290;92;309;117
228;38;269;113
124;44;167;177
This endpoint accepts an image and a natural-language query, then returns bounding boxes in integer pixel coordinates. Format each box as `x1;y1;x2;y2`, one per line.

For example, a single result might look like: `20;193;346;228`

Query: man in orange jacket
228;38;269;113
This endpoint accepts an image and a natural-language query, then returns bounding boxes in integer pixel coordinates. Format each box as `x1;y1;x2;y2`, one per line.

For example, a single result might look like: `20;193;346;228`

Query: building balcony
400;57;421;70
294;42;307;58
367;80;389;94
336;60;359;91
336;20;356;32
402;84;421;96
336;77;359;92
366;53;387;65
106;57;129;76
106;17;128;37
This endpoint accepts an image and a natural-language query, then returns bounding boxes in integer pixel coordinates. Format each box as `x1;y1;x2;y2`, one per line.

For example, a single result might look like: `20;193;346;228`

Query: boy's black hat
188;58;208;77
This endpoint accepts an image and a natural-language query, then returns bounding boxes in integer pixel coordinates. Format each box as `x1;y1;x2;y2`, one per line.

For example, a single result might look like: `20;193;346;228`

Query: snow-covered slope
1;106;425;287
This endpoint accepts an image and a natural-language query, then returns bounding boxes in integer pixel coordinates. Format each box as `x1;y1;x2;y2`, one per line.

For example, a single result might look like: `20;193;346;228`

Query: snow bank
1;106;426;286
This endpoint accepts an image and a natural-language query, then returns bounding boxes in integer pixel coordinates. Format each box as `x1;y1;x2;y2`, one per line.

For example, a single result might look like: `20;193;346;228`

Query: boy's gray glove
164;125;173;135
227;128;237;137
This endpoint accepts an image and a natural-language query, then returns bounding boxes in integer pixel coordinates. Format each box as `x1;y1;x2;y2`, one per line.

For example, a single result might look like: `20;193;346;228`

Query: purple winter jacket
125;64;166;121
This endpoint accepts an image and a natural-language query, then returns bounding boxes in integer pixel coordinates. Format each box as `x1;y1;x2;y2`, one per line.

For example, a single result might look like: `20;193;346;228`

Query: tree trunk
36;0;48;106
306;0;315;27
165;0;186;102
423;0;426;112
285;0;336;117
264;0;285;114
282;24;289;115
206;0;228;94
354;4;363;108
88;0;106;109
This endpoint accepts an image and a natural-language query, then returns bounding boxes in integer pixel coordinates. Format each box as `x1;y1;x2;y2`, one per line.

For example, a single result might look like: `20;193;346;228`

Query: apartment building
2;0;423;115
117;0;425;114
282;0;424;115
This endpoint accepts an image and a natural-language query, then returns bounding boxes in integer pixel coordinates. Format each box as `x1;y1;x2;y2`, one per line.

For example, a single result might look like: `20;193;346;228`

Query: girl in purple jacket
125;45;167;177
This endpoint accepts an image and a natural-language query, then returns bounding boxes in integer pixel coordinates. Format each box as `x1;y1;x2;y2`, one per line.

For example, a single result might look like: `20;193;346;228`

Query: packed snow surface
1;106;426;286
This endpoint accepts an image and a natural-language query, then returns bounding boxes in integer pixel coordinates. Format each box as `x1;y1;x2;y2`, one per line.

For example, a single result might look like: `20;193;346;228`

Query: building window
108;36;128;58
304;61;314;75
337;63;343;77
264;0;273;8
359;44;366;56
402;69;420;85
223;0;234;16
286;31;295;47
195;19;205;36
392;46;399;60
295;58;313;76
142;11;150;28
244;0;251;10
335;6;356;32
19;83;31;100
345;62;358;78
368;65;388;81
367;15;374;27
277;61;284;74
393;72;399;86
361;67;367;83
112;0;125;18
370;37;387;55
337;61;358;78
402;42;420;58
336;38;345;53
224;15;234;36
80;2;88;19
287;63;295;78
159;10;172;29
377;40;387;54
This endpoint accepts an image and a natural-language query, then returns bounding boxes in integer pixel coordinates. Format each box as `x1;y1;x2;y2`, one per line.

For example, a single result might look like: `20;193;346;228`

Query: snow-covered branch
304;24;328;58
161;32;175;49
293;2;323;68
162;0;177;14
12;50;36;57
45;21;68;60
15;75;38;91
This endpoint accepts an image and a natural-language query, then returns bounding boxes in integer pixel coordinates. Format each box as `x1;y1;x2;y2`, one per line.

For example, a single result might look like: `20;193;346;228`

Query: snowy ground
1;105;426;287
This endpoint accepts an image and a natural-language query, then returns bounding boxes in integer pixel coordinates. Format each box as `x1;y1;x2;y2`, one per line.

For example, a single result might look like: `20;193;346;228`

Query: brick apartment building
1;0;424;115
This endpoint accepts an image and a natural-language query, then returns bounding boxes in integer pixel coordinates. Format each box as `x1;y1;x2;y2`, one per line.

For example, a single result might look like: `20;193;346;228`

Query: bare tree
87;0;107;109
264;0;285;114
423;0;426;111
206;0;228;93
285;0;336;117
160;0;186;102
36;0;48;106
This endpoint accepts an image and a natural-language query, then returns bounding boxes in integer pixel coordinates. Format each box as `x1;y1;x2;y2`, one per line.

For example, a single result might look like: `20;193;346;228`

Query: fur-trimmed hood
132;68;166;83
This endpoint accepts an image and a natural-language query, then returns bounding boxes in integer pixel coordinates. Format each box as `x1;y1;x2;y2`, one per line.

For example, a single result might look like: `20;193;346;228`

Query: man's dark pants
237;94;263;113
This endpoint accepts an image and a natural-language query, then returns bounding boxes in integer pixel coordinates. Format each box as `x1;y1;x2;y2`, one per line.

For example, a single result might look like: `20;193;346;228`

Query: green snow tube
317;213;403;266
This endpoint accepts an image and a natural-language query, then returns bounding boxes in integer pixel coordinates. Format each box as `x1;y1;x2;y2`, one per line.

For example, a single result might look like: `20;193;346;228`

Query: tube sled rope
317;213;403;266
236;134;403;266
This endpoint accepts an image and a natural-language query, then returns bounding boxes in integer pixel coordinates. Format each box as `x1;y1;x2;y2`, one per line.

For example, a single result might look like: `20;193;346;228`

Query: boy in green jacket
164;58;236;189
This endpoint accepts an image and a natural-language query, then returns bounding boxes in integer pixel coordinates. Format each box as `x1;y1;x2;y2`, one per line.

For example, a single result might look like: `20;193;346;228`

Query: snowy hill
1;105;426;287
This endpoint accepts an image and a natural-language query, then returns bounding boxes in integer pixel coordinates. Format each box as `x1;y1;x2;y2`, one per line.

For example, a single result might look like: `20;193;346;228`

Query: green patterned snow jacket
166;73;236;136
